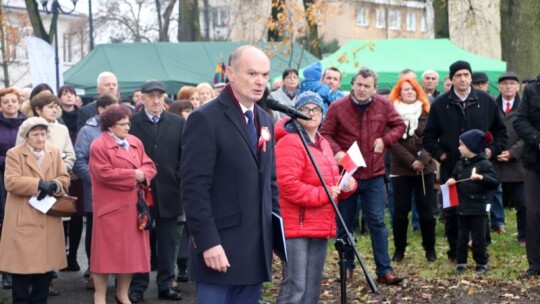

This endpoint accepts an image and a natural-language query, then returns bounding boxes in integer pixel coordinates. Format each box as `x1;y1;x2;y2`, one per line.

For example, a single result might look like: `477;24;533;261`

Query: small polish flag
441;184;459;208
338;142;366;190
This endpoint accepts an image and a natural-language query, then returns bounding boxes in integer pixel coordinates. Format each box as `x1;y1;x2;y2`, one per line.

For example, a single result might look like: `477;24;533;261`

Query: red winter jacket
320;94;405;180
275;118;357;239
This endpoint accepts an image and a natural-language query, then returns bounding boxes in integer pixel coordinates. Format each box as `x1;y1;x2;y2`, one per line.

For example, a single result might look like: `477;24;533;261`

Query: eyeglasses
116;122;131;127
285;75;299;80
299;106;323;115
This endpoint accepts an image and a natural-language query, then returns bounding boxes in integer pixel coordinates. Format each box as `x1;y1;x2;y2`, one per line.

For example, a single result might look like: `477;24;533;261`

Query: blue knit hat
303;61;323;80
295;91;324;110
459;129;493;154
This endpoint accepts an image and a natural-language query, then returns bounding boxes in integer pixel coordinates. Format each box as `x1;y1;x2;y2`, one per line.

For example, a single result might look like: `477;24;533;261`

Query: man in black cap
471;72;490;92
128;80;185;302
423;60;508;263
490;72;526;242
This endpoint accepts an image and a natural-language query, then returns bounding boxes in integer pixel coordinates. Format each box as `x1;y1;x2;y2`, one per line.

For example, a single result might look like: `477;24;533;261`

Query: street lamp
40;0;78;92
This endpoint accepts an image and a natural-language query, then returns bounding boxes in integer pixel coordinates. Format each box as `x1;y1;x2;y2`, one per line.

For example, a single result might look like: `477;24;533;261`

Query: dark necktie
244;110;257;152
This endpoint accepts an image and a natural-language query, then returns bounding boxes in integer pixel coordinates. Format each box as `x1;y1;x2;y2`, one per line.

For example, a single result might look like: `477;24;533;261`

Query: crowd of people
0;43;539;304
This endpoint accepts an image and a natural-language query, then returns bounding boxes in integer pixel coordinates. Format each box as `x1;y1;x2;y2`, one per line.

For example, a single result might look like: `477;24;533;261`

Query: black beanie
449;60;472;80
459;129;492;154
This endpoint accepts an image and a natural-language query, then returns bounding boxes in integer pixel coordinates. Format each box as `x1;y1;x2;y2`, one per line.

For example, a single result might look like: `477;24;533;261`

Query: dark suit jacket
130;110;185;218
181;89;280;285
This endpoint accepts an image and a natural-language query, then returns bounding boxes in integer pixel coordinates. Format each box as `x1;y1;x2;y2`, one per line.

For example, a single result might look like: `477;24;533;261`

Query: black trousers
85;212;93;263
391;173;436;252
130;216;177;293
457;215;488;266
525;169;540;271
12;272;53;304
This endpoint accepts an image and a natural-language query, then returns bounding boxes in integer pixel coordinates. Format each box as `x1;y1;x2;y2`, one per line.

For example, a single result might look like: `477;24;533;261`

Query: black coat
76;102;98;132
514;77;540;172
491;94;525;182
181;89;280;285
452;155;499;216
129;110;185;218
422;86;508;182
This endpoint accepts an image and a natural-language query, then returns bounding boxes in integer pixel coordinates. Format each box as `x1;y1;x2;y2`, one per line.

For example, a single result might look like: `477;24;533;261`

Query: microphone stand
288;117;378;302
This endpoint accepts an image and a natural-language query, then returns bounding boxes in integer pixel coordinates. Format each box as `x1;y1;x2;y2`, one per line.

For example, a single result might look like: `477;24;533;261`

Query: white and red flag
441;183;459;208
338;141;366;190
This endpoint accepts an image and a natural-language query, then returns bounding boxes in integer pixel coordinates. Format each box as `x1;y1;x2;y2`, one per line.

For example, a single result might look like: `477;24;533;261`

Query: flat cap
472;72;489;83
141;80;167;93
498;72;520;83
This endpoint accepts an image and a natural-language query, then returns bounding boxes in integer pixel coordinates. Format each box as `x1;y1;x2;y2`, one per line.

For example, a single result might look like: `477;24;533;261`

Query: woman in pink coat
89;106;156;304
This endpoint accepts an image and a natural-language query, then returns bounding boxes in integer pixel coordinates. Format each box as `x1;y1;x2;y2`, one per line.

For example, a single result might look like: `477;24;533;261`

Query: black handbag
136;190;152;230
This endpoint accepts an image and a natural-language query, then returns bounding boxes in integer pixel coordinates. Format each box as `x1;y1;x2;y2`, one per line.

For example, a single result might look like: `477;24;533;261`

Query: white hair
96;71;117;86
422;69;439;79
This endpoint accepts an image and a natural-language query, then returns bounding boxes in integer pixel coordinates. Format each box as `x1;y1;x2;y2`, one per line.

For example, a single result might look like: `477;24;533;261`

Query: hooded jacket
275;118;356;239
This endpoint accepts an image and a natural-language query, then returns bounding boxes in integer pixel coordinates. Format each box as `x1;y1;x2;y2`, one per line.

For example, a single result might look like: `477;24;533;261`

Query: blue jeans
337;176;392;277
489;184;505;229
277;238;328;304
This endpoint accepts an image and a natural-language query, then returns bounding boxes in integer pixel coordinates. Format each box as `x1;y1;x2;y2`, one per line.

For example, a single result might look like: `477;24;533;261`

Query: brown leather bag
47;195;77;217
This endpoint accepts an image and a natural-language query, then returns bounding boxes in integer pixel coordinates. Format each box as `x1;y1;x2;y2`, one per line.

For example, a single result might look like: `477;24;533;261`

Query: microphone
266;97;312;120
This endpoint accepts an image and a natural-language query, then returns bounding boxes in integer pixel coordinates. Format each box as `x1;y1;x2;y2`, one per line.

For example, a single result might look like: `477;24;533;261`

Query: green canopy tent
64;42;318;97
309;38;506;94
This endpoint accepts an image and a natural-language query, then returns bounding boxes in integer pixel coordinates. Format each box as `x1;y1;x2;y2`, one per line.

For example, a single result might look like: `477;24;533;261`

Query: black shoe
158;288;182;301
176;258;189;282
61;256;81;271
2;273;12;289
83;268;90;278
425;249;437;262
51;271;58;279
392;251;404;262
476;265;488;275
128;290;144;303
456;264;467;274
523;269;540;278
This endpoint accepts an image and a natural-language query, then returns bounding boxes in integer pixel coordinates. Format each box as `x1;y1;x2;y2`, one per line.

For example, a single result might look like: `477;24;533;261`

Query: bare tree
433;0;449;38
155;0;177;42
94;0;155;42
24;0;54;43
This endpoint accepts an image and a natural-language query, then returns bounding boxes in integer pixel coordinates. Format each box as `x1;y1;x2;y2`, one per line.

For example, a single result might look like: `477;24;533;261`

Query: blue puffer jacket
72;115;101;213
297;79;343;114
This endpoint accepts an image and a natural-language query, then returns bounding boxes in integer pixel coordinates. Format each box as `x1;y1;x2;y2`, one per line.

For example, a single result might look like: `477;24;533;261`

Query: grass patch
263;208;537;303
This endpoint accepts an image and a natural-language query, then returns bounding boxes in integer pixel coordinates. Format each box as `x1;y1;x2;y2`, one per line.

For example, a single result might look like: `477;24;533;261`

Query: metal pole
53;0;60;92
88;0;94;50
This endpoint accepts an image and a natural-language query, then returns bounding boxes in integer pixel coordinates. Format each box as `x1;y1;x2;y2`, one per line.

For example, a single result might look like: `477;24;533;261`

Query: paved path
2;223;196;303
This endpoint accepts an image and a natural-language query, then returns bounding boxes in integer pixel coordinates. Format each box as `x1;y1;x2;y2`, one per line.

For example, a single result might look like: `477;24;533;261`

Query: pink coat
89;132;156;274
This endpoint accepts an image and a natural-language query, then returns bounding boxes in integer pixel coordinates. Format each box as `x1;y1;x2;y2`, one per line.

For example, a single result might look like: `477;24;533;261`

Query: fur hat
459;129;493;154
295;91;324;110
449;60;472;80
19;117;48;138
303;61;323;81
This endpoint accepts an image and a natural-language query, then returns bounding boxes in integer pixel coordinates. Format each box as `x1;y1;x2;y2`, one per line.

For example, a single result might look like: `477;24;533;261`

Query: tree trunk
0;3;10;87
177;0;202;41
202;0;210;40
501;0;540;78
432;0;449;38
303;0;321;58
267;0;284;42
157;0;177;42
24;0;50;43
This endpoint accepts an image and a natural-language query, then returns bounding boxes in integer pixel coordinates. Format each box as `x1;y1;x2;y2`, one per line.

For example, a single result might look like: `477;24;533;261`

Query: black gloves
37;180;58;200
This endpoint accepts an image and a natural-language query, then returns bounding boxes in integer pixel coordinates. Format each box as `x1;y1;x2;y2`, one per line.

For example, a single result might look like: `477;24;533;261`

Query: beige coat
0;143;70;274
16;121;75;170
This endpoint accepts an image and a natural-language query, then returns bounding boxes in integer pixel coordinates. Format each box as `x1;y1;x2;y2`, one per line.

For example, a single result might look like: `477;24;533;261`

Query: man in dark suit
76;71;119;131
128;80;184;302
181;45;280;303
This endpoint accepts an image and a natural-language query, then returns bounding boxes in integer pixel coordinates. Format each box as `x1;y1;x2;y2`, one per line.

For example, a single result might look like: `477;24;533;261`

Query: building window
375;8;386;29
406;11;416;32
212;6;229;27
388;10;401;30
356;7;369;27
420;14;427;32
